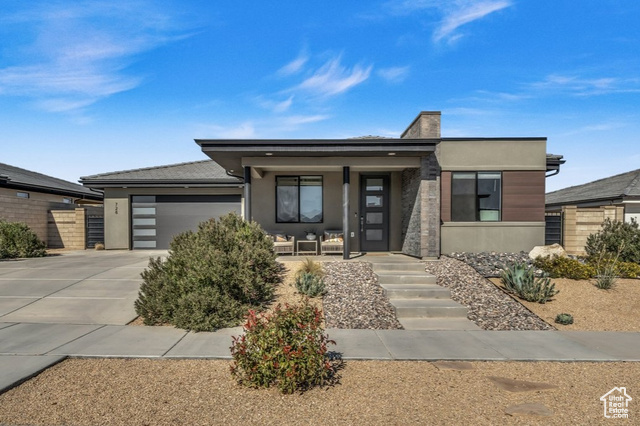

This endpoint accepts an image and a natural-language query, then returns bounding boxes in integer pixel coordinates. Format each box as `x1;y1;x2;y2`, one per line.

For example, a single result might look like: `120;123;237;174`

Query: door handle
360;216;364;232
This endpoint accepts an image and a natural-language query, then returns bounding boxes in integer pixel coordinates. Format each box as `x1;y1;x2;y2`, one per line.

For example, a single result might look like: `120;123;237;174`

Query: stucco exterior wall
441;222;544;253
439;139;547;171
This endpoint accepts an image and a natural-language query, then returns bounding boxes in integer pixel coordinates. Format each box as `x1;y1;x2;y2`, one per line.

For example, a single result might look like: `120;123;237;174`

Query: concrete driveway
0;250;165;325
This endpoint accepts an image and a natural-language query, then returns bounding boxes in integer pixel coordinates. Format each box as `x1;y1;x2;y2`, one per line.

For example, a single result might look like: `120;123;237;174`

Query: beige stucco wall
441;222;545;254
439;139;547;171
102;187;242;250
249;170;403;253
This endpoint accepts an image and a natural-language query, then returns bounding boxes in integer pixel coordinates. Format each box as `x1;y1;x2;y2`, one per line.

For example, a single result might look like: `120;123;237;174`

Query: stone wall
562;205;625;256
401;168;421;257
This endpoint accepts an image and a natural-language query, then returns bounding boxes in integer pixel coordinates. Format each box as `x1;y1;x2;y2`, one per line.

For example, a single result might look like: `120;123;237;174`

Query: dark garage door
131;195;241;249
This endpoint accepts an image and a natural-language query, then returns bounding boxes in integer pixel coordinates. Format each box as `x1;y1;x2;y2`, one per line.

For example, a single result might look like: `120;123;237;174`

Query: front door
360;175;390;252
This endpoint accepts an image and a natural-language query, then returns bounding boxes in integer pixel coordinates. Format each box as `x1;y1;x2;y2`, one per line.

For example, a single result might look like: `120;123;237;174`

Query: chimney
401;111;441;139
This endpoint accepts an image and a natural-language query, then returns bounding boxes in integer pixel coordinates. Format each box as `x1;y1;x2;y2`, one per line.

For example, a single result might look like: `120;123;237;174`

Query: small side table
296;239;318;255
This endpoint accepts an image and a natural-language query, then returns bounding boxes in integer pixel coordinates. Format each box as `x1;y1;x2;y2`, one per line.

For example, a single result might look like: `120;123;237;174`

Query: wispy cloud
278;53;309;76
386;0;512;44
293;56;372;97
377;66;410;83
195;114;331;139
528;74;640;96
0;1;193;113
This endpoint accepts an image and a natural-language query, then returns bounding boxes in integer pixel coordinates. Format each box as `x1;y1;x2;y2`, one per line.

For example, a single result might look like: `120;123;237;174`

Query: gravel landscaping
322;261;403;329
423;255;554;331
1;358;637;425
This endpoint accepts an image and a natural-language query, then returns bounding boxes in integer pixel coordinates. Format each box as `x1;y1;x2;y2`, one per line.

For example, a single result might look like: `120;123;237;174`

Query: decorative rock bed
423;255;554;331
323;262;403;330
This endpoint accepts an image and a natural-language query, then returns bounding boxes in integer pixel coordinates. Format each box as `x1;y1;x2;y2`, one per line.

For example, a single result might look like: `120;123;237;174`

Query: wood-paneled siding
501;171;545;222
440;170;544;222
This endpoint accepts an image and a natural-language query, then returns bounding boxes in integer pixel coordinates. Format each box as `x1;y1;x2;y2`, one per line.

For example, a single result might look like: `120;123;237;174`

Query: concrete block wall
0;189;72;244
401;167;421;257
48;208;87;249
562;205;625;256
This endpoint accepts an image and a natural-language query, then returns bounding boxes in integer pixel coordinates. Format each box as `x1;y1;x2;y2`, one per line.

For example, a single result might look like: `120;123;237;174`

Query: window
16;191;29;199
62;197;73;204
276;176;323;223
451;172;501;221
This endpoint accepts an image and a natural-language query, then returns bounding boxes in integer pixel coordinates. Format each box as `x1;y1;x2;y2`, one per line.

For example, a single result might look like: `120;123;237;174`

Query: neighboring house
545;168;639;255
81;111;564;258
546;168;640;223
0;162;103;244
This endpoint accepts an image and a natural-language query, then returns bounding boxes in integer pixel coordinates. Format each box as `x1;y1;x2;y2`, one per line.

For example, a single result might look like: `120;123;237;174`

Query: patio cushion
324;230;343;242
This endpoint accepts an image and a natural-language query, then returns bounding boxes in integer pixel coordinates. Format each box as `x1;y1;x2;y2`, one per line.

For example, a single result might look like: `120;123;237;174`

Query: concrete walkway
1;251;639;394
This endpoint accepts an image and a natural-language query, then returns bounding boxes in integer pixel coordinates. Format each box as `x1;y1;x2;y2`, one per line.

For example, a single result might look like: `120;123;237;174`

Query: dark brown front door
360;175;389;252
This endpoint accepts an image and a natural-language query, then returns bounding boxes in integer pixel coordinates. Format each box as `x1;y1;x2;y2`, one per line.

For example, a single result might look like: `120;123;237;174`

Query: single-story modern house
81;111;564;258
0;162;103;243
546;168;640;224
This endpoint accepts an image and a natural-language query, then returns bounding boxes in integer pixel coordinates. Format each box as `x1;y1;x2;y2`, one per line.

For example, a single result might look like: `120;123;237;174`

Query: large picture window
276;176;323;223
451;172;501;221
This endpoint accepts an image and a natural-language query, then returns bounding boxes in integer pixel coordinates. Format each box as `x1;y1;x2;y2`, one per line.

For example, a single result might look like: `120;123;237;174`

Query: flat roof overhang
195;138;438;173
80;179;242;189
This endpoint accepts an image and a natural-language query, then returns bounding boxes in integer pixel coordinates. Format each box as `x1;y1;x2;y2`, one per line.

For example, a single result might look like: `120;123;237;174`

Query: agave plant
500;262;559;304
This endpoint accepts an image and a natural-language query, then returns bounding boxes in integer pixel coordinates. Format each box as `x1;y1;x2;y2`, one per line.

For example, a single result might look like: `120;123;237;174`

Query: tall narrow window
451;172;501;222
276;176;323;223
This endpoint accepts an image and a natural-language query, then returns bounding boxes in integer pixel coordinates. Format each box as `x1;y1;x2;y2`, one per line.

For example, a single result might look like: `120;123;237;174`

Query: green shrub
0;220;46;259
555;313;574;325
585;218;640;264
134;213;281;331
533;255;595;280
295;272;326;297
230;300;340;394
296;258;324;278
614;261;640;278
500;262;559;303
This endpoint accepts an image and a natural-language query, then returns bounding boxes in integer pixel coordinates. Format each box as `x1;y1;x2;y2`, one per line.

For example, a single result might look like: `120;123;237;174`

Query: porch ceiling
196;138;437;174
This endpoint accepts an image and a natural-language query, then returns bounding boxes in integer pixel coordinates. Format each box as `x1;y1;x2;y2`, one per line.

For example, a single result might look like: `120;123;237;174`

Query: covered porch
196;138;440;260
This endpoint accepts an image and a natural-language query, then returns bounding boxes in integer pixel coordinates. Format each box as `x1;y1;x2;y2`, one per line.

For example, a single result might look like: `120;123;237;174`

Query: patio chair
320;230;344;255
269;232;295;255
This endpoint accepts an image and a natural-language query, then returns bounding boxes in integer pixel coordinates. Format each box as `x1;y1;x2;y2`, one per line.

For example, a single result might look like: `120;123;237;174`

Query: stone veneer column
420;154;440;259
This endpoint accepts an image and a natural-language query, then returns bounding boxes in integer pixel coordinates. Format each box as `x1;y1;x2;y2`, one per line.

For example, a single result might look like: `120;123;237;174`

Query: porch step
381;284;451;299
391;299;469;319
376;272;437;285
399;318;481;331
370;262;427;272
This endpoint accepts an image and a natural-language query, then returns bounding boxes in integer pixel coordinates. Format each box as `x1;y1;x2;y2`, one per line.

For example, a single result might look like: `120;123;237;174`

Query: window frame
275;175;324;224
16;191;30;199
451;171;502;222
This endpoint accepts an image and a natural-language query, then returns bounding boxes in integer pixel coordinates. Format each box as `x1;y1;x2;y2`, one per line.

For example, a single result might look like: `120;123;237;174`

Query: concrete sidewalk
2;323;639;393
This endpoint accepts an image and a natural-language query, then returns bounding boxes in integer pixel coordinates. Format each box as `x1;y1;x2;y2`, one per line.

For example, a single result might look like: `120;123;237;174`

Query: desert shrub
555;313;574;325
296;258;324;278
0;220;46;259
230;300;340;394
585;218;640;264
500;262;558;303
134;213;281;331
614;261;640;278
533;255;595;280
295;272;326;297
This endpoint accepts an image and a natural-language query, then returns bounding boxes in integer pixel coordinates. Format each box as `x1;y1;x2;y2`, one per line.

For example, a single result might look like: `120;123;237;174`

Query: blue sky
1;1;638;192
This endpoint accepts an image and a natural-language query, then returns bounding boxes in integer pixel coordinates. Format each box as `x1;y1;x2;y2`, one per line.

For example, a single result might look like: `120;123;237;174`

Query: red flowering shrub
230;299;340;394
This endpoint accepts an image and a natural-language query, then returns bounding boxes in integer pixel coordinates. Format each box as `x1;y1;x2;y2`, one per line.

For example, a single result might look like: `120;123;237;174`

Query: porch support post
343;166;350;260
243;166;251;221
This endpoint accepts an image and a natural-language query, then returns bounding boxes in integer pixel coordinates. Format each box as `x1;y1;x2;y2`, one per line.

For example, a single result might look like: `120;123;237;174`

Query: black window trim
451;171;502;222
275;175;324;224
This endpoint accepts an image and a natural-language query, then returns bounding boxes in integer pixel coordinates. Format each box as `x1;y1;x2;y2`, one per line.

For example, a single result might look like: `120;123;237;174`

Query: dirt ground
489;277;640;331
0;359;637;425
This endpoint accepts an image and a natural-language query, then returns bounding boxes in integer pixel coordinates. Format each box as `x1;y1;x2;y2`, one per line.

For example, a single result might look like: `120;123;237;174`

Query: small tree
134;213;282;331
585;218;640;264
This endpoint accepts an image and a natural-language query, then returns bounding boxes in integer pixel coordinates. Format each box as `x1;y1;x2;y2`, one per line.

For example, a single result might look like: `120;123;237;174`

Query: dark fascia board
1;181;103;201
195;138;438;172
81;179;242;189
545;195;626;208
